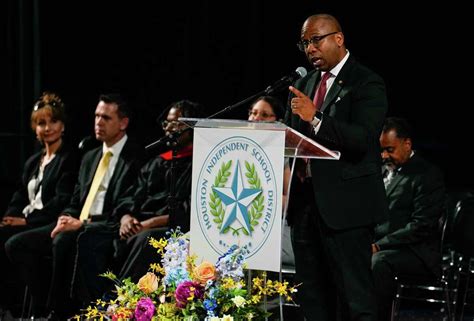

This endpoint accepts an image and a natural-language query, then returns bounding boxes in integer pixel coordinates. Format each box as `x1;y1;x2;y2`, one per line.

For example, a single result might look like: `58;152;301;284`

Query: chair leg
459;263;471;321
442;280;453;321
21;285;30;319
391;284;402;321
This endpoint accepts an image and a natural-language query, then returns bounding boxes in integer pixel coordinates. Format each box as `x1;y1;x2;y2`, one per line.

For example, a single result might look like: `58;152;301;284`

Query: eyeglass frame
161;120;184;131
248;110;276;119
297;31;339;52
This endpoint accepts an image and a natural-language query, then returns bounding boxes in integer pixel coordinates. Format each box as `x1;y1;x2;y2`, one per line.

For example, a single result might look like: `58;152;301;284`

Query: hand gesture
289;86;316;122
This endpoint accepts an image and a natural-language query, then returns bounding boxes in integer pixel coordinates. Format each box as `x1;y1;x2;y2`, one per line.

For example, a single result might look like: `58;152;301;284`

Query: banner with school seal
190;127;284;271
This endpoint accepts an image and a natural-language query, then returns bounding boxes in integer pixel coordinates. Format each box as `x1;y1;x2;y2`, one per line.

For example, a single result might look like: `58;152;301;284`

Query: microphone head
295;66;307;78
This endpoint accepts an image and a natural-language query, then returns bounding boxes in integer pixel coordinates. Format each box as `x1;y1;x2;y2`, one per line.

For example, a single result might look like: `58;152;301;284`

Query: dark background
1;1;470;209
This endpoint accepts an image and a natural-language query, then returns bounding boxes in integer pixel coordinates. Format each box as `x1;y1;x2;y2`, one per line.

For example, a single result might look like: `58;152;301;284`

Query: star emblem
212;161;262;235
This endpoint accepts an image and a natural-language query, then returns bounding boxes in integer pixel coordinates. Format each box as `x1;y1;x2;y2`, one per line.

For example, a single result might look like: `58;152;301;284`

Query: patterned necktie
313;72;332;110
79;151;113;221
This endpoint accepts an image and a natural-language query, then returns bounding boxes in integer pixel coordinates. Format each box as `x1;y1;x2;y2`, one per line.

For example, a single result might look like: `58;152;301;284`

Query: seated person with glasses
248;96;284;122
113;99;202;282
247;96;295;268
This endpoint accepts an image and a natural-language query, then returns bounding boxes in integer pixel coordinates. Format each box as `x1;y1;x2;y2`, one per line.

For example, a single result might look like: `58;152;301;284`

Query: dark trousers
372;248;431;321
0;225;29;312
6;221;117;318
115;227;168;282
5;222;77;317
73;222;117;304
290;186;376;321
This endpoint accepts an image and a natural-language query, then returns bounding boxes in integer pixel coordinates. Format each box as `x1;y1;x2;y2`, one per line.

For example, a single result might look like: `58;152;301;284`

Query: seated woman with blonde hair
0;92;79;317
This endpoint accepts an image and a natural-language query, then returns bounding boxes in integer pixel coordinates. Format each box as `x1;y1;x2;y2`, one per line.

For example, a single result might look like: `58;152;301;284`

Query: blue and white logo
195;136;278;258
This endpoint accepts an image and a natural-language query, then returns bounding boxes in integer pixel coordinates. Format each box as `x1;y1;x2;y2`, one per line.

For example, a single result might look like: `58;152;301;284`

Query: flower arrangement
76;228;297;320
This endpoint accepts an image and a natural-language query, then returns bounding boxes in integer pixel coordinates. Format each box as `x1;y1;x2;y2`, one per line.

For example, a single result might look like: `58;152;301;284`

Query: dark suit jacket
63;138;144;224
5;143;79;227
375;153;445;274
286;55;389;230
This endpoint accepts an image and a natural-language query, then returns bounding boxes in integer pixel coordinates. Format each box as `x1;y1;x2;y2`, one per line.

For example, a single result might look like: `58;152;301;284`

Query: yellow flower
193;261;216;285
252;276;262;289
222;315;234;321
148;237;167;254
250;294;261;304
221;277;243;290
137;272;159;294
149;262;165;275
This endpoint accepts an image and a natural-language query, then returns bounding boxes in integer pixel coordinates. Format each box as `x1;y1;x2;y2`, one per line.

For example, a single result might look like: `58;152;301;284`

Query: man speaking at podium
285;14;388;321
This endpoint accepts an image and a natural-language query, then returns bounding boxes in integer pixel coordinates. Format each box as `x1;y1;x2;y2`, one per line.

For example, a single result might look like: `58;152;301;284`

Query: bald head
300;14;346;71
304;14;342;33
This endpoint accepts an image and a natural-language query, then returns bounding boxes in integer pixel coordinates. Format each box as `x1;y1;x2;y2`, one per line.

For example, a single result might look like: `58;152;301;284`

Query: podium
181;117;339;273
180;118;340;160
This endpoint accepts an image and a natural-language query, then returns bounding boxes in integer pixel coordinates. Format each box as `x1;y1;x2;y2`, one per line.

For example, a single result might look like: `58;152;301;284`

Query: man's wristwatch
310;111;323;126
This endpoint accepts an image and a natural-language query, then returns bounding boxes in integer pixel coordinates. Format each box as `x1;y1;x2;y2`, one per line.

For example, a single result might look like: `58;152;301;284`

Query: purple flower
134;297;155;321
174;281;205;308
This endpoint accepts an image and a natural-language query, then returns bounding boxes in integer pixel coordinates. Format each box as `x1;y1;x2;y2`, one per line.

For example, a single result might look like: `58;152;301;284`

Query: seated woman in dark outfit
0;92;78;316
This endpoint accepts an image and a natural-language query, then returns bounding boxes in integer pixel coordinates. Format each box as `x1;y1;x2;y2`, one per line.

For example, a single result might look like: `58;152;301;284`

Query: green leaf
244;162;266;237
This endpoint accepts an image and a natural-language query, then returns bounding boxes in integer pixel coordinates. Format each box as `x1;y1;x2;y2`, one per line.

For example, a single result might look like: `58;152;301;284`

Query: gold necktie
79;151;113;221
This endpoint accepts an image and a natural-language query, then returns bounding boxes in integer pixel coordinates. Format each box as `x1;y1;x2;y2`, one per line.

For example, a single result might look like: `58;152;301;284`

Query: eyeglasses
297;31;339;52
33;101;59;111
248;110;276;119
161;120;182;131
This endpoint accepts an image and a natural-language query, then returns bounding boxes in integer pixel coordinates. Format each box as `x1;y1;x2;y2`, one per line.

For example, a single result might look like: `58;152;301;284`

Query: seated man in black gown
114;100;201;281
372;117;446;321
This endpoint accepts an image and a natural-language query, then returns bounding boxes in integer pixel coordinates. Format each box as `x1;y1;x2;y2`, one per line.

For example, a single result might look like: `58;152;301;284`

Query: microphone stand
145;132;175;150
166;133;181;226
208;89;267;119
208;78;290;119
145;130;190;223
145;128;191;150
207;68;304;119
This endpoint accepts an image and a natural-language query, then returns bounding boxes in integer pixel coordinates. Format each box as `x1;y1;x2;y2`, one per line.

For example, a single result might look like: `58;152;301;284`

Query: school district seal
195;136;278;258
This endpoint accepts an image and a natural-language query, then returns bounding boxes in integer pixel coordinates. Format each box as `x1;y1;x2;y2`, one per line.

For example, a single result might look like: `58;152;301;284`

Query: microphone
207;67;308;118
265;67;308;95
145;127;192;150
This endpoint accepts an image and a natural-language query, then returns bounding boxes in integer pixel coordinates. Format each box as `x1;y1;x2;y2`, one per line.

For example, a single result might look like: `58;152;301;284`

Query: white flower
159;293;166;304
231;295;246;308
221;315;234;321
106;304;117;314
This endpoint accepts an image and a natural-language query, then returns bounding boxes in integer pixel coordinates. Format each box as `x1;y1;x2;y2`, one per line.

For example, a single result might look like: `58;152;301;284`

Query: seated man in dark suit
114;100;201;282
371;117;446;321
6;93;144;319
